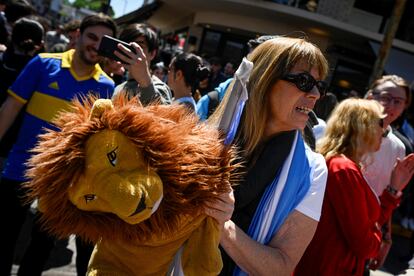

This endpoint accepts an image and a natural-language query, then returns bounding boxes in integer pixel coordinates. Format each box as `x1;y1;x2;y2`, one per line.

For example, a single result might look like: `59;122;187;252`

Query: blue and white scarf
233;131;311;276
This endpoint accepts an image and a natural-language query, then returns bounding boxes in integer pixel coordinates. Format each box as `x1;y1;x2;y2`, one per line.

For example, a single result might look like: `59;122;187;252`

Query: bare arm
0;95;24;140
220;210;318;276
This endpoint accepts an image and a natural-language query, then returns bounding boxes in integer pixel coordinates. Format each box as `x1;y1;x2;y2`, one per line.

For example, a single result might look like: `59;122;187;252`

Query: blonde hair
317;98;384;161
209;36;329;157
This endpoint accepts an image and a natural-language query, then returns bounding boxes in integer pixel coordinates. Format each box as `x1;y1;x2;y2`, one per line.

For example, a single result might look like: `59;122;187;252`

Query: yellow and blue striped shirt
3;50;114;181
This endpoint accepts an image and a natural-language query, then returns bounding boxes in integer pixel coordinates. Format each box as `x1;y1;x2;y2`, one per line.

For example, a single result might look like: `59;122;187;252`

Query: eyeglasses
372;93;406;107
282;72;327;97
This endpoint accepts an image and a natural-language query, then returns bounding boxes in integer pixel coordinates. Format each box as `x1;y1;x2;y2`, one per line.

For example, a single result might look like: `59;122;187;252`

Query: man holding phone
0;13;117;276
111;23;172;105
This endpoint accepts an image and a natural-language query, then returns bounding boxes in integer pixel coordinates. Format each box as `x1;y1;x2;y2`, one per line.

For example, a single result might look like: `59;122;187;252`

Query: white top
295;145;328;221
312;118;327;141
362;128;405;196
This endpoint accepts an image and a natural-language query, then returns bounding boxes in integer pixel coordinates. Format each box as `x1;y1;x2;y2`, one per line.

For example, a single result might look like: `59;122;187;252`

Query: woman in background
167;52;209;112
295;98;414;275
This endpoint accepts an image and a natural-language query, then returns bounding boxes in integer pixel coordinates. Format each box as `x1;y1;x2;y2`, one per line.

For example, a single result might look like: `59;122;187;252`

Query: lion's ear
89;99;114;120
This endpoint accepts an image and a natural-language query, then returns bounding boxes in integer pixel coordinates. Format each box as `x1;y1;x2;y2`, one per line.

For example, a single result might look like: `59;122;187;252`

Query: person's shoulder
197;93;210;107
216;77;233;99
37;52;64;66
305;146;327;172
97;70;115;86
151;74;169;88
113;80;128;96
387;130;406;151
327;155;358;172
392;128;413;154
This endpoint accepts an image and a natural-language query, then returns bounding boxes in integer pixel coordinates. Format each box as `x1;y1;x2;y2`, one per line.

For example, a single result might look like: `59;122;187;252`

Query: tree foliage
70;0;114;16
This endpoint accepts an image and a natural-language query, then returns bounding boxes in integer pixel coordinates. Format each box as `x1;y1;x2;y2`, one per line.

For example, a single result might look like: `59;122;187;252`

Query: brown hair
209;36;329;157
366;75;411;108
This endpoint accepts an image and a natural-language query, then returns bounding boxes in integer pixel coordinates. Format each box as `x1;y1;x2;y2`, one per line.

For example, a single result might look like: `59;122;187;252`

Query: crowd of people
1;1;414;276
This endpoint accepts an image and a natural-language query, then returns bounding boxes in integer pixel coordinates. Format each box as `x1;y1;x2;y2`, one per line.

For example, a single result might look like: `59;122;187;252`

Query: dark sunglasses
282;72;327;97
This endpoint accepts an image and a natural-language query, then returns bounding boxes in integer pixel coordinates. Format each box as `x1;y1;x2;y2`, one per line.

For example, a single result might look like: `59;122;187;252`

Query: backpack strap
207;90;219;118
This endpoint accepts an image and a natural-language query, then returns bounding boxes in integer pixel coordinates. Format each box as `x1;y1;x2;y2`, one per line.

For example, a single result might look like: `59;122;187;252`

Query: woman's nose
307;85;320;100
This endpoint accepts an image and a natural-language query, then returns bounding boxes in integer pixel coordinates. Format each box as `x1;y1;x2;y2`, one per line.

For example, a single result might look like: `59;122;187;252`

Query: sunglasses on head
282;72;327;97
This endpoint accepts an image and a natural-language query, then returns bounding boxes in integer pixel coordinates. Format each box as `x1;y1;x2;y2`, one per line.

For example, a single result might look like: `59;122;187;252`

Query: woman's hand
114;42;152;87
204;188;235;226
390;153;414;191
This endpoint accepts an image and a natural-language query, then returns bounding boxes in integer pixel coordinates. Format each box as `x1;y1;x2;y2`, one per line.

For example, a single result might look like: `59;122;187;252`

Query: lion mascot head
24;96;238;275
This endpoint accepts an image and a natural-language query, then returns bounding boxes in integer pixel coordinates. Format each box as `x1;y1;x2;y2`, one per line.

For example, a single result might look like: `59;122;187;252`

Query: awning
370;41;414;84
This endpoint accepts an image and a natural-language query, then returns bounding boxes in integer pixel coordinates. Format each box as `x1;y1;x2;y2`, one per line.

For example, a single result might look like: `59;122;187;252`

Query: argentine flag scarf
234;131;311;276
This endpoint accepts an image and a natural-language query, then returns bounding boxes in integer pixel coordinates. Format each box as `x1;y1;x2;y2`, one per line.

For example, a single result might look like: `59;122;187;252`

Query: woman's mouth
296;106;312;114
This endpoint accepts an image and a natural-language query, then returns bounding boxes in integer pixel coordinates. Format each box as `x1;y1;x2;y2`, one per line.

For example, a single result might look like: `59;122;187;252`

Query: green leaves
71;0;114;16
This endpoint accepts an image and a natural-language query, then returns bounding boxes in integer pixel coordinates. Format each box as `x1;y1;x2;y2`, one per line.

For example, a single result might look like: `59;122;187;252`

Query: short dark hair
5;0;34;23
12;17;44;53
64;19;81;34
79;13;117;37
119;23;158;53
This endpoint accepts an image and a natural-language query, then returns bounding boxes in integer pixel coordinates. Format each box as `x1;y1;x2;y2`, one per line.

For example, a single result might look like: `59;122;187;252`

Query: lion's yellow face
67;129;163;225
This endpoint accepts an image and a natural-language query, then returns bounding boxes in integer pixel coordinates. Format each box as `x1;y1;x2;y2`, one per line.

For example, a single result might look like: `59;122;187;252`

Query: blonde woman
295;98;414;275
205;36;329;275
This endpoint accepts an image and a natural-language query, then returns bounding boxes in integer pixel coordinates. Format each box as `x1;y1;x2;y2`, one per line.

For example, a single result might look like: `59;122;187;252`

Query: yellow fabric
68;129;163;225
59;49;107;81
87;215;222;276
89;99;113;119
48;81;60;90
182;217;222;275
26;91;72;123
7;89;27;104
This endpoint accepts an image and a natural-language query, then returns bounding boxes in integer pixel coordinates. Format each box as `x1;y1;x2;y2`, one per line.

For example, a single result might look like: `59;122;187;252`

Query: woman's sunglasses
282;72;327;97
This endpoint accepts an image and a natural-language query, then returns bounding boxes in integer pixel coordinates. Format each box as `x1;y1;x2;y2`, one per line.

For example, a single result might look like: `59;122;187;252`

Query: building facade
116;0;414;99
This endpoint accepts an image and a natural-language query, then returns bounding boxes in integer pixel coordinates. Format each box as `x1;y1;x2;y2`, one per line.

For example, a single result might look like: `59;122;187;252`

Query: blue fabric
3;51;114;181
196;78;233;121
224;98;245;146
233;133;311;275
174;96;196;110
402;119;414;145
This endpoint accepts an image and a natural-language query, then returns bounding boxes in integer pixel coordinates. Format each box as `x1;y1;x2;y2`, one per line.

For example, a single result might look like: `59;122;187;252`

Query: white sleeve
295;150;327;221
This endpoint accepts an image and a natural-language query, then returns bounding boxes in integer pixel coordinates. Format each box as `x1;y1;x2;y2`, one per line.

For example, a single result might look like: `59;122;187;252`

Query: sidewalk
11;211;77;276
11;213;414;276
371;224;413;276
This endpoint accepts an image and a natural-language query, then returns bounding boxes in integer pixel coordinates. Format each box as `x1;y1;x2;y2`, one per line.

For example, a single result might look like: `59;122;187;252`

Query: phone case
98;35;135;62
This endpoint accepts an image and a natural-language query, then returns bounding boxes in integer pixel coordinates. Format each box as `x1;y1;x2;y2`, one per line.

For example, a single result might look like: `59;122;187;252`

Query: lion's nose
84;194;97;203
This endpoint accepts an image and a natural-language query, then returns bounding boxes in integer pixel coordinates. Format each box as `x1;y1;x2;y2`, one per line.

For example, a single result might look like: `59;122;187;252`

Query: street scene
1;0;414;275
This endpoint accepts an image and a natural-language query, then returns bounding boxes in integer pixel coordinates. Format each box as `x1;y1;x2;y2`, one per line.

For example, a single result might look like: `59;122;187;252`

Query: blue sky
111;0;144;18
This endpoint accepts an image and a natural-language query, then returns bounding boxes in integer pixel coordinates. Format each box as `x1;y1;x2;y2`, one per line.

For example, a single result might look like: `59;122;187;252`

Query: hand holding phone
98;35;136;63
98;35;153;87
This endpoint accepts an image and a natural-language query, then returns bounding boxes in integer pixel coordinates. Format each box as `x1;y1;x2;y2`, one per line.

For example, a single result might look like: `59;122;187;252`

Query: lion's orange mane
25;96;238;243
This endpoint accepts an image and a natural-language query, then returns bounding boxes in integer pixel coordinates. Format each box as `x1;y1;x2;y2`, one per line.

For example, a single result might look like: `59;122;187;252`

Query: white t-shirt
362;128;405;196
295;146;328;221
312;118;327;141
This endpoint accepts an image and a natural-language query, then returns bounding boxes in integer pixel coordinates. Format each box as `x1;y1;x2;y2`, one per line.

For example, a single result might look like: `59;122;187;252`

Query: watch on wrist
386;185;402;197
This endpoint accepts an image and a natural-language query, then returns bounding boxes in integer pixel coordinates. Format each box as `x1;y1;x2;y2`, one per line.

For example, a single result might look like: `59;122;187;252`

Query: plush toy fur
24;96;238;275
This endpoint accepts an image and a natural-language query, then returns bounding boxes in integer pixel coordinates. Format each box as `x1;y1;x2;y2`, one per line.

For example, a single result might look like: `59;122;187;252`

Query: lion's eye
107;146;118;167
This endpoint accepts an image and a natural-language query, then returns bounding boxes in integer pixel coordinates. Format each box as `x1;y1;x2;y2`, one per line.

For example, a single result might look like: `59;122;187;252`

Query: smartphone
98;35;136;63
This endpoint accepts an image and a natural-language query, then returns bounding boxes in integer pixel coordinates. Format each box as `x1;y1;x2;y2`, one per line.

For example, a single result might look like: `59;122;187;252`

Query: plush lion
24;96;238;275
